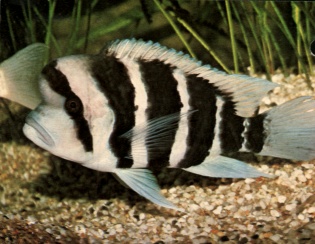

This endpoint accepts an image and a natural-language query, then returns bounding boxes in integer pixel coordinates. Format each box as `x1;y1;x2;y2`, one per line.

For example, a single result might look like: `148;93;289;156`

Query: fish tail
0;43;48;109
244;96;315;161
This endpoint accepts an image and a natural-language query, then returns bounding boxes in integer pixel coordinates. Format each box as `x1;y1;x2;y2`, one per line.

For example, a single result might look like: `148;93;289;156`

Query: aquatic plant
1;0;313;80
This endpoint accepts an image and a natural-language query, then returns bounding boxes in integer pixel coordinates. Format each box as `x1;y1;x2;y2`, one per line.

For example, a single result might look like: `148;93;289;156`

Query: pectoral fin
184;155;272;178
121;111;196;160
114;168;183;211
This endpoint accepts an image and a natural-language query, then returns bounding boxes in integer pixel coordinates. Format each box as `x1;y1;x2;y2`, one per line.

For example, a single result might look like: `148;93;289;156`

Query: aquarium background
2;1;314;77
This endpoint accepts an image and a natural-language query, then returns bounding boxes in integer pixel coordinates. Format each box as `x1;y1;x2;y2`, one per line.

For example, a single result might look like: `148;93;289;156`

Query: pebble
298;214;305;221
237;198;245;205
75;224;86;235
259;200;267;209
285;203;296;211
139;213;145;220
205;217;216;225
45;228;53;234
307;207;315;213
26;215;37;224
213;206;222;215
290;221;300;228
302;164;314;169
244;178;255;184
277;195;286;203
270;210;281;217
244;194;253;201
190;204;200;211
269;234;281;242
108;229;116;236
247;224;254;232
297;174;307;182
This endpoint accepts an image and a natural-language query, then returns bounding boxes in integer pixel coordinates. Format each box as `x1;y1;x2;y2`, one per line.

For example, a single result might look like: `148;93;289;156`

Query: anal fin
184;155;272;178
114;168;183;211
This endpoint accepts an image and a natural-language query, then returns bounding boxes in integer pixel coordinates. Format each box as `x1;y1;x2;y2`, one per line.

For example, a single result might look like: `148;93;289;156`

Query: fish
0;43;48;109
2;39;315;211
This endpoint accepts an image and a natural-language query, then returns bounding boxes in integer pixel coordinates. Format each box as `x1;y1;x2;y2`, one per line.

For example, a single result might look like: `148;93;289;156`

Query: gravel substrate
0;72;314;243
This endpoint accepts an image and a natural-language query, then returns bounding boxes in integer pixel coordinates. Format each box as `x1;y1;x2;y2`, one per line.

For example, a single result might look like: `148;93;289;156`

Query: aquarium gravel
0;72;315;243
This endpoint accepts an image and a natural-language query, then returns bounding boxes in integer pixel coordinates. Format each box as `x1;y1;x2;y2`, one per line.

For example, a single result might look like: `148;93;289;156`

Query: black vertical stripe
243;114;266;153
90;55;135;168
41;60;93;152
219;100;245;153
139;60;182;169
177;74;217;168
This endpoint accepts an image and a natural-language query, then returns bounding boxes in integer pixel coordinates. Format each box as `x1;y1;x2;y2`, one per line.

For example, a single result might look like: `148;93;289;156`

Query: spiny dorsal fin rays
121;111;197;159
0;43;48;109
114;168;184;211
105;39;278;118
185;155;272;179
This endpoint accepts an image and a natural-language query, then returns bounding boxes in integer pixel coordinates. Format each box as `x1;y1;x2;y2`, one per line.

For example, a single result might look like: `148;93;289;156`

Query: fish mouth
24;116;55;147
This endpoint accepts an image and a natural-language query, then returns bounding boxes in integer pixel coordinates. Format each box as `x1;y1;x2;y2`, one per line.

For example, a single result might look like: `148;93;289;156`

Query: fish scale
1;40;314;211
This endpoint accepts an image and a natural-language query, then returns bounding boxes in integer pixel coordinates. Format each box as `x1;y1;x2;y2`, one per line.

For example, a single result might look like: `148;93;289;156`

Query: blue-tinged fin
184;155;272;178
0;43;48;109
258;96;315;161
114;168;184;211
106;39;278;117
121;111;196;160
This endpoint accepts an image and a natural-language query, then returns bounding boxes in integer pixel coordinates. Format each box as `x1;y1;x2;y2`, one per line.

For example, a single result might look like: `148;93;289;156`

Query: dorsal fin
104;39;277;117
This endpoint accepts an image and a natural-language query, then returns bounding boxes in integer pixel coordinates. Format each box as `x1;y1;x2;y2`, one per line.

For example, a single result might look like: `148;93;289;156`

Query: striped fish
3;40;315;211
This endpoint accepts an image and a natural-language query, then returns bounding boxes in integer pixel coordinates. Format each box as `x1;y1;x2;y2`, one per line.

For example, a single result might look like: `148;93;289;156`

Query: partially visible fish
0;43;48;109
2;39;315;211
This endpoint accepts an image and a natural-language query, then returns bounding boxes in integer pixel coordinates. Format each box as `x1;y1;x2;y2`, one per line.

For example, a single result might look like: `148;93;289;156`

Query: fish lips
23;115;55;148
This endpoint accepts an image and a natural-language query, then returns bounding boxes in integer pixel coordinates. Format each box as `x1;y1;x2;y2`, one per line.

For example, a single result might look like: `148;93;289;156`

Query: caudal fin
255;96;315;161
0;43;48;109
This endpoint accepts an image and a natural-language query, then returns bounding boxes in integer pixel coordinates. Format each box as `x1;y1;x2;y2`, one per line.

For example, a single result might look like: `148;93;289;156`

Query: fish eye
65;97;82;114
